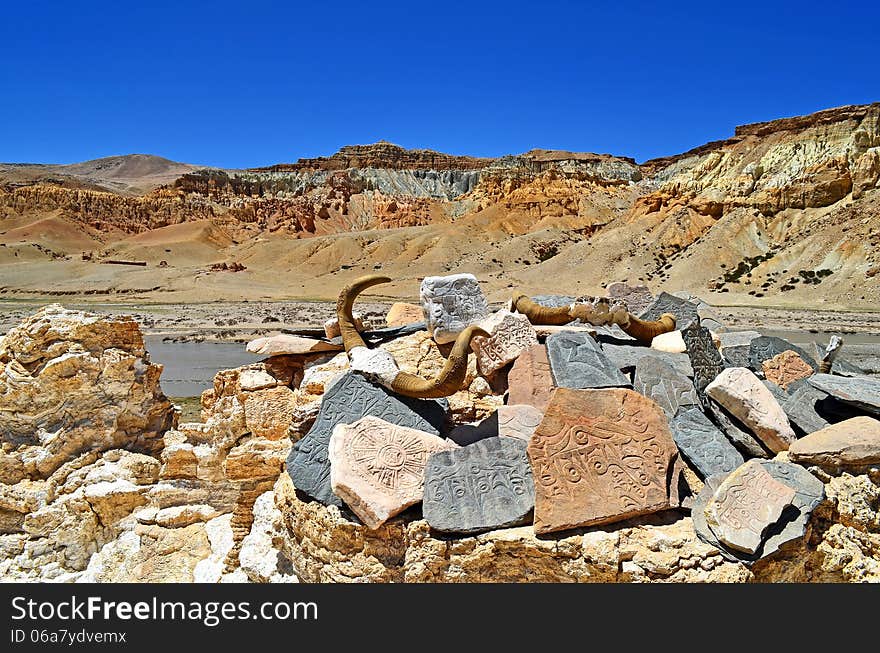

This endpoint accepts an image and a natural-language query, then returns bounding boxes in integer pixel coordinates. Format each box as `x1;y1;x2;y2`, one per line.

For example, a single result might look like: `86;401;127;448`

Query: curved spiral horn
337;274;391;353
617;313;676;343
390;325;489;399
511;292;572;325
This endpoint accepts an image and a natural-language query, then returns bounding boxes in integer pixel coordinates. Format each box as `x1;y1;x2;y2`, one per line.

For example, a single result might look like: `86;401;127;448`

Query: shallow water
145;337;259;397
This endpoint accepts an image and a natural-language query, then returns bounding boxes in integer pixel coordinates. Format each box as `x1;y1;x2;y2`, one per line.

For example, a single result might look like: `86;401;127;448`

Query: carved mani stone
748;336;819;374
706;367;796;453
528;388;678;534
639;292;700;330
602;344;694;378
329;415;454;529
420;273;489;345
692;461;823;563
762;380;829;436
423;437;535;534
682;322;725;393
286;372;448;507
719;330;761;368
546;331;631;389
670;407;744;479
632;356;699;419
761;350;814;390
497;404;544;441
706;398;770;458
807;373;880;416
470;309;538;376
507;344;556;411
704;460;797;554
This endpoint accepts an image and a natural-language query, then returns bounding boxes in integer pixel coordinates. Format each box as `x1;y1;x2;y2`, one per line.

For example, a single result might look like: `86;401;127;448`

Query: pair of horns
511;292;676;344
338;275;489;399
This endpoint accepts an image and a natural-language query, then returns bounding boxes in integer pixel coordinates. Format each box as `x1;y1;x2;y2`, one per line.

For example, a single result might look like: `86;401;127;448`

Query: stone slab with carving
470;309;538;376
497;404;544;441
762;380;829;436
706;399;770;458
718;330;761;368
329;416;454;529
506;345;555;411
603;343;694;378
682;322;725;393
528;388;678;534
632;356;700;418
639;292;700;330
749;336;819;373
420;273;489;345
704;460;796;554
670;407;744;479
423;437;534;534
807;374;880;416
706;367;796;453
761;350;814;390
546;331;631;389
286;372;448;507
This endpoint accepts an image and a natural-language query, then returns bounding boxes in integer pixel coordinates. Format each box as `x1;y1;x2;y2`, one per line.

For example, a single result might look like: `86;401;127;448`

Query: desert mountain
0;104;878;307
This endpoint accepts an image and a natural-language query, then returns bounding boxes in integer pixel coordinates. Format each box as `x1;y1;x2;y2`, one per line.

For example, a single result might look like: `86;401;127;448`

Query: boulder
788;417;880;467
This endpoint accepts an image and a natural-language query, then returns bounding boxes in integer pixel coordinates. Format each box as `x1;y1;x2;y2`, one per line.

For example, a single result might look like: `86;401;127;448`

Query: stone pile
268;275;879;570
2;280;880;583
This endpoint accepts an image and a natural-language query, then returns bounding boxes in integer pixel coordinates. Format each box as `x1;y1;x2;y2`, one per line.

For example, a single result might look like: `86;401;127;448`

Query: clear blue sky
1;0;877;168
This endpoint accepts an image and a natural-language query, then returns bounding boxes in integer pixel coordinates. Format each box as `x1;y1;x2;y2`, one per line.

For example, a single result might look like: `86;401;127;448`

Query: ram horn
337;274;391;353
617;313;677;343
511;292;572;325
390;325;490;399
818;335;844;374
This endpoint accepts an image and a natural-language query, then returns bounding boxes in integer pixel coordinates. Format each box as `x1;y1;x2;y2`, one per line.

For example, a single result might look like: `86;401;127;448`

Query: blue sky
1;1;877;168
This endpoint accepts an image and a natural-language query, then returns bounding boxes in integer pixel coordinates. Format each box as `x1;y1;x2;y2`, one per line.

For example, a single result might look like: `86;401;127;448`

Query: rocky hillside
0;104;877;307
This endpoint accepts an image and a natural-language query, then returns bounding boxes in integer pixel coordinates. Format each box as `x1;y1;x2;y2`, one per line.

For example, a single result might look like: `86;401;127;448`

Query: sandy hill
0;104;878;308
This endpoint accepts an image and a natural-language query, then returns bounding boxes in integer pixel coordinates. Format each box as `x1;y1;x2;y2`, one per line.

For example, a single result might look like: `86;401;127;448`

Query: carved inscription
329;415;452;528
761;350;814;390
639;292;700;330
670;407;744;478
748;336;819;373
528;388;677;534
507;344;555;411
704;460;796;554
286;372;447;506
420;273;489;344
423;437;535;534
682;322;725;393
471;310;538;376
546;331;631;389
497;404;544;441
632;356;699;418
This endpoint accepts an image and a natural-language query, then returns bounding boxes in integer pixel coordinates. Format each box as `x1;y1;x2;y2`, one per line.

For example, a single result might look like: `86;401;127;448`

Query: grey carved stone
606;282;654;315
748;336;819;373
603;344;694;378
286;372;448;506
632;356;699;418
423;437;535;534
706;398;770;458
692;461;824;564
762;380;829;436
639;292;701;330
670;407;744;478
681;322;725;393
531;294;576;308
807;374;880;416
546;331;631;389
719;330;761;368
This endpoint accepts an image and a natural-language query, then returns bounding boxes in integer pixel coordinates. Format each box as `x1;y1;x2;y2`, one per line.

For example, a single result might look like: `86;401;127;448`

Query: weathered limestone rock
704;460;797;554
246;334;341;356
640;292;700;330
632;356;699;418
762;350;814;390
788;417;880;467
807;374;880;416
286;372;448;507
424;437;534;534
528;388;678;534
749;336;819;373
682;321;725;393
420;273;488;344
497;404;544;441
670;408;744;479
323;313;366;339
470;309;538;376
238;490;297;583
329;416;453;529
385;303;425;327
506;344;554;411
651;330;687;353
546;331;631;389
0;304;175;483
706;367;796;453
